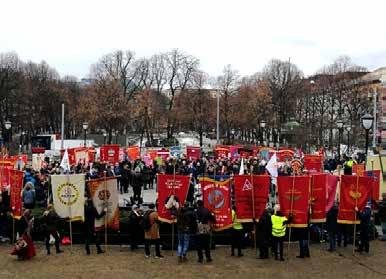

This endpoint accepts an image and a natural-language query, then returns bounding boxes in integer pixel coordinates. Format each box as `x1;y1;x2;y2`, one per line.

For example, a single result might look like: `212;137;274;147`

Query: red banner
338;175;373;224
326;174;339;212
277;176;311;228
186;146;201;160
67;147;94;165
364;170;381;201
156;148;170;162
304;155;323;173
127;146;140;161
100;145;120;164
157;174;191;223
233;175;270;222
215;145;230;159
0;166;11;191
276;149;295;162
352;164;365;176
200;177;232;231
9;169;24;219
310;174;327;222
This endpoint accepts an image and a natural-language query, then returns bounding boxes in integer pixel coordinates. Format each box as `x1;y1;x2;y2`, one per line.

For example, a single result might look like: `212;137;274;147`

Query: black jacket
84;203;105;231
326;207;338;233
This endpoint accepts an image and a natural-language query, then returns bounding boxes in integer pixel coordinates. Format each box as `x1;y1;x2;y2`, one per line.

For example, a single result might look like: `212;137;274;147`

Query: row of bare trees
0;50;374;148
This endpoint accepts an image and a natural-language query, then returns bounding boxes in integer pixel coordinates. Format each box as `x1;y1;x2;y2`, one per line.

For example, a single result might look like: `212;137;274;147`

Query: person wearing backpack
175;202;196;263
144;203;163;258
194;200;215;263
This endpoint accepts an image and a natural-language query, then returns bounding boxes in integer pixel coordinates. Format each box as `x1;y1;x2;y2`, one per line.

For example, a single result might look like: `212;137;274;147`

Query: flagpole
371;160;376;241
352;175;359;255
288;175;296;257
104;172;108;253
171;159;176;255
250;167;257;254
66;172;73;251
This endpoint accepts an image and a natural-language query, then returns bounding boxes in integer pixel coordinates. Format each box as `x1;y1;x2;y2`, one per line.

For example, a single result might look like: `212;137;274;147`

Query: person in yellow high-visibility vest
271;208;292;261
231;206;244;257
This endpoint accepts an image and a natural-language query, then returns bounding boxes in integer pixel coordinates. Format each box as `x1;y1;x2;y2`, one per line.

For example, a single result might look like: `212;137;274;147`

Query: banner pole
250;169;257;254
352;175;359;255
288;175;296;257
370;160;376;241
104;172;108;253
66;173;73;251
171;160;176;255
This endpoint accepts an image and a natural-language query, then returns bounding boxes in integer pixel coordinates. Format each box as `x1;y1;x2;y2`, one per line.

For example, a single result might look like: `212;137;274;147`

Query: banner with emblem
9;169;24;219
88;177;119;230
304;154;323;173
200;177;232;231
310;173;327;223
338;175;373;224
157;174;191;223
51;174;85;221
364;170;381;201
233;175;270;222
277;176;311;228
352;164;365;176
186;146;201;160
100;145;120;164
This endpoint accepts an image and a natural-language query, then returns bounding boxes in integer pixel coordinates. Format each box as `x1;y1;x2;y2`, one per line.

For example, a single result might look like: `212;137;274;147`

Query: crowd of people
0;150;385;264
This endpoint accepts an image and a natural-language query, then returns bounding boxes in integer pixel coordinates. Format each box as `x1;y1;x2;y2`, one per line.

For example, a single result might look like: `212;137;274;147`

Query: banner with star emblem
233;175;270;222
51;174;85;221
310;173;327;222
88;177;119;230
277;176;311;228
200;177;232;231
157;174;191;223
338;175;373;224
364;170;381;201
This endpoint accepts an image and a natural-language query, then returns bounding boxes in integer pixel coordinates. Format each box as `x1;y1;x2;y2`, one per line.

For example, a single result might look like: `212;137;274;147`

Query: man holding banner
84;198;106;255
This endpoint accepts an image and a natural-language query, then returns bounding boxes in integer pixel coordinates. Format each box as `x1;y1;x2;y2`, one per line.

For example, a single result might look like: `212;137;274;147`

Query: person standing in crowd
22;182;36;209
120;164;130;194
271;208;292;261
144;203;163;258
257;208;272;259
326;202;339;251
343;156;356;175
231;206;243;257
175;202;195;262
0;194;8;243
355;203;372;253
12;209;36;260
128;204;143;250
42;204;63;255
195;200;215;263
378;193;386;241
131;163;143;204
296;226;310;258
84;198;106;255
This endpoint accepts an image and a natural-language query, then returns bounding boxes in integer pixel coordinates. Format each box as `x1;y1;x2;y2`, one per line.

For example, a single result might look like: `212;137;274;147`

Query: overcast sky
1;0;386;79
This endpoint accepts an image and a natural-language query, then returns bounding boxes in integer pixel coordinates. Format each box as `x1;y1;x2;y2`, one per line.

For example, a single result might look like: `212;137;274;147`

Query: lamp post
337;119;344;159
260;120;266;146
346;126;351;152
82;122;88;147
20;131;26;154
103;132;107;145
361;114;374;158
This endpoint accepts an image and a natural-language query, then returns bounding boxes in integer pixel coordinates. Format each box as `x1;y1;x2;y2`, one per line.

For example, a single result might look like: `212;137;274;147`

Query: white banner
51;174;85;221
88;177;119;230
32;154;45;171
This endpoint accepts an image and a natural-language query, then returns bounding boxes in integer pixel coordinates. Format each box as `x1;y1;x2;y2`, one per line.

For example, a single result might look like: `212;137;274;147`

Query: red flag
200;177;232;231
338;175;373;224
364;170;381;201
233;175;270;222
304;155;323;173
0;166;11;191
9;169;24;219
186;146;201;160
100;145;120;164
157;174;191;223
215;145;230;159
277;176;311;227
127;146;140;161
326;174;339;212
276;149;295;162
310;174;327;222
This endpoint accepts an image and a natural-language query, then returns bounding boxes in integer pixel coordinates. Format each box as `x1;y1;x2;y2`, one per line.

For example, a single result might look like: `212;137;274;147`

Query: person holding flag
84;198;107;255
355;202;372;253
271;206;292;261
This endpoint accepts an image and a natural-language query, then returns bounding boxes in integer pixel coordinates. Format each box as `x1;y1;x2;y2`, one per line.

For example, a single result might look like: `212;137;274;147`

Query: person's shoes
145;254;151;258
97;250;104;254
231;253;235;256
237;253;243;257
198;258;203;263
296;255;304;258
47;250;51;255
154;255;164;259
305;254;310;258
56;250;64;254
86;250;91;255
280;257;285;261
182;256;188;262
355;249;363;253
206;258;212;263
327;249;334;252
275;257;279;261
178;256;183;263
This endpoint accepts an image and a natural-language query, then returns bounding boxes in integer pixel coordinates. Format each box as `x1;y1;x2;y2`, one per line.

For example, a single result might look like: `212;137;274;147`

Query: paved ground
1;241;386;279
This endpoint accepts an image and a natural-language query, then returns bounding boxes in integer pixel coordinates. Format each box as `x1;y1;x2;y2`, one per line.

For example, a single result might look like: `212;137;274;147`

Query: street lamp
20;131;26;154
260;120;266;146
82;122;89;147
103;131;107;145
346;126;351;152
361;114;374;157
337;119;344;159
